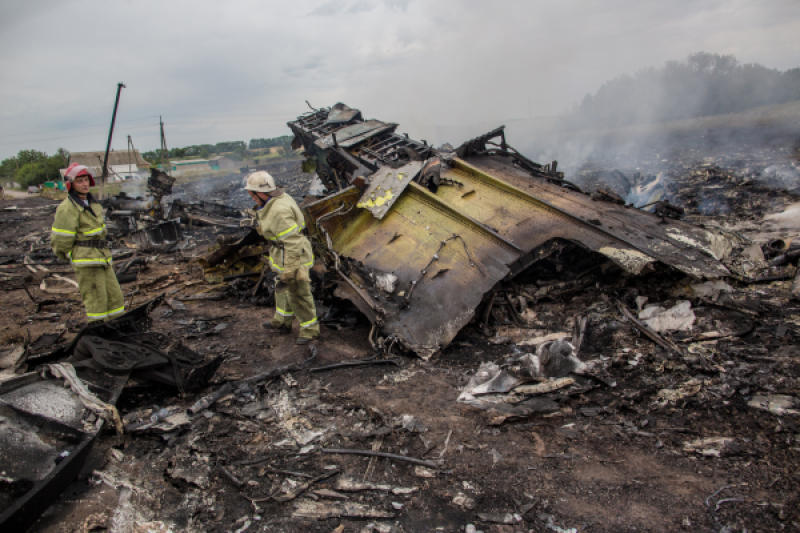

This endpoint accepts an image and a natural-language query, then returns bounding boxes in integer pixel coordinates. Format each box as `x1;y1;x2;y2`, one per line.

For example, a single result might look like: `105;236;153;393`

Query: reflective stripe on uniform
268;256;283;271
87;304;125;320
82;224;106;236
276;306;294;317
300;317;318;328
52;226;76;235
269;223;299;241
72;257;112;266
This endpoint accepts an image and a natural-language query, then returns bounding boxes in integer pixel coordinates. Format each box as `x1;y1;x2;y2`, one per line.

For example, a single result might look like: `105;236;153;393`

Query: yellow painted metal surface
306;156;730;357
307;184;518;357
438;158;730;278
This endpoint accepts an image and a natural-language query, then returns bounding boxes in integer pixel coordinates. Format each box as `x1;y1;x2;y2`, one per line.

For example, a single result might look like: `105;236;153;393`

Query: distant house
63;150;151;182
158;157;229;177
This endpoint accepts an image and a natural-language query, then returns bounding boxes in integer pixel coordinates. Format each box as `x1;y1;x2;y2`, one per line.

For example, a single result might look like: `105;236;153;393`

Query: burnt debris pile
0;102;798;532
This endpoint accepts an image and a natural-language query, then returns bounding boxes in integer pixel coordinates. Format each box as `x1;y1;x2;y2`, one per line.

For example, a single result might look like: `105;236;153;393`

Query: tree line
570;52;800;127
1;135;295;187
0;149;70;188
141;135;293;162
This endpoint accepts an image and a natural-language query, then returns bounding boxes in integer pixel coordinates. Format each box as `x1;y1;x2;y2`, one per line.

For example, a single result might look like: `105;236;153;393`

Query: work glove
239;208;257;228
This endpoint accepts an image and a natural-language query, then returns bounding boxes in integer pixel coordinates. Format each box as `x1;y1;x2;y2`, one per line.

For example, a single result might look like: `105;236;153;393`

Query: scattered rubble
0;102;798;531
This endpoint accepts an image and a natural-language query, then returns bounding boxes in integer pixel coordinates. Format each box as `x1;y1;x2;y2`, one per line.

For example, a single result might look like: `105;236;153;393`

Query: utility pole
159;116;170;172
127;135;136;177
101;82;125;198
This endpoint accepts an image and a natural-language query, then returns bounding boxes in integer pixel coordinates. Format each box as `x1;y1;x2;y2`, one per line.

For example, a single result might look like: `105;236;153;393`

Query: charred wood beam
190;353;318;414
310;358;401;373
246;470;340;504
320;448;440;469
572;314;589;357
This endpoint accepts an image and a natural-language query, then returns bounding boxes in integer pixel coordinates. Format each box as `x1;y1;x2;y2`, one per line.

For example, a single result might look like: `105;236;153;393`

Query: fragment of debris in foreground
0;298;221;531
289;103;732;358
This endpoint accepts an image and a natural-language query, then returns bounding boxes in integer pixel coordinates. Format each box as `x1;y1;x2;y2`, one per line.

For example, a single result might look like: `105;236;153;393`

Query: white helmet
244;170;277;193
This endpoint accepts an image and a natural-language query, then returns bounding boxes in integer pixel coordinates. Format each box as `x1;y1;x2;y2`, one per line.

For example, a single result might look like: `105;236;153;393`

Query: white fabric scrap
46;362;124;434
638;300;695;332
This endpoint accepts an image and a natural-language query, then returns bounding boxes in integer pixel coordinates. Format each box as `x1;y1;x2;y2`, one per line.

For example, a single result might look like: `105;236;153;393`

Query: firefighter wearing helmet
51;163;124;321
244;170;320;344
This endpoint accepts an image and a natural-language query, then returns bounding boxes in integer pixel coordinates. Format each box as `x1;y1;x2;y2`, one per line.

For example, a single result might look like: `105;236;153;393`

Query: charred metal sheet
125;219;182;250
0;369;127;531
147;167;176;199
325;102;362;124
294;103;732;357
169;199;243;228
76;336;222;392
288;104;433;194
315;120;397;151
0;296;219;529
356;161;423;219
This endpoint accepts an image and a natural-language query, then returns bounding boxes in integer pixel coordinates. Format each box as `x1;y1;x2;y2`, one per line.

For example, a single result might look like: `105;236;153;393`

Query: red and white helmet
64;163;95;191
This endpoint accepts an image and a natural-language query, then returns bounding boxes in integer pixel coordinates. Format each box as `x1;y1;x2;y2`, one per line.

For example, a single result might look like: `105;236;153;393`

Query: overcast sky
0;0;798;160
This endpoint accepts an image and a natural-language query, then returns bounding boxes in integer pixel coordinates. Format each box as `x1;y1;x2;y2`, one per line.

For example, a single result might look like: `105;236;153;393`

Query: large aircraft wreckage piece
288;104;733;358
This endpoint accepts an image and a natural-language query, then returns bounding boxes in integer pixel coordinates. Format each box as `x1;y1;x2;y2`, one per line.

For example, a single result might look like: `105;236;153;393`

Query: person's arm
51;201;78;261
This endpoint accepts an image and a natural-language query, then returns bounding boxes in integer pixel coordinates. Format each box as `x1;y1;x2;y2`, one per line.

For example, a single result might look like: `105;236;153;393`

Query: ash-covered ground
1;125;799;533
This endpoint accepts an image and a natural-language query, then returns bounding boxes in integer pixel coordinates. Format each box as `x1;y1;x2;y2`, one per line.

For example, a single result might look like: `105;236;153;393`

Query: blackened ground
1;138;798;532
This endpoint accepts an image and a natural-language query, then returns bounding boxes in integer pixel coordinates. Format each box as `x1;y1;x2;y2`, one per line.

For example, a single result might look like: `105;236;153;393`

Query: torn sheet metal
306;184;519;357
315;120;397;151
444;157;731;279
0;297;220;529
293;103;732;357
0;368;127;531
356;161;423;219
125;219;182;250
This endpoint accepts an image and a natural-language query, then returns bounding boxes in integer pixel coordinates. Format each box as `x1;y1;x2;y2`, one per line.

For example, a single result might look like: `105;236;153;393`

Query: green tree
16;149;48;166
0;155;19;181
11;148;69;187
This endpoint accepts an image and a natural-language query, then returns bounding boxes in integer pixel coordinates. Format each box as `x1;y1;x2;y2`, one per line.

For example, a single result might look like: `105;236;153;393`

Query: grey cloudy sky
0;0;798;159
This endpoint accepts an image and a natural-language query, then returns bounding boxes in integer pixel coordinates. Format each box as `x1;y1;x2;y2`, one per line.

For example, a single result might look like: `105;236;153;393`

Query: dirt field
1;135;799;532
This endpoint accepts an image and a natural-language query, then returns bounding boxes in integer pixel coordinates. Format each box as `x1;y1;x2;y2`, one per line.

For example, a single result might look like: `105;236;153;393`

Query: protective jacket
254;193;319;340
51;192;112;266
255;193;313;274
51;192;124;321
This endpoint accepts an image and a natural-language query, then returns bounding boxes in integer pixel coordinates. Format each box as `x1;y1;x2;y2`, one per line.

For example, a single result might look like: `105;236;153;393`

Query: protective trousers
75;265;125;321
270;268;319;339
